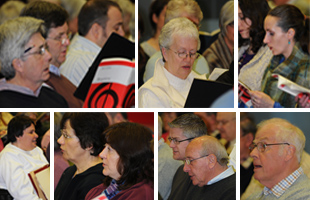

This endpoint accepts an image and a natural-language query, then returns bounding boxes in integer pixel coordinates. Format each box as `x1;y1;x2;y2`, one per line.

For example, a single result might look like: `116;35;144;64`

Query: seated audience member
139;17;206;108
240;119;256;196
216;112;236;154
248;118;310;199
0;0;25;25
0;116;48;200
55;112;109;200
85;122;154;200
238;0;272;91
158;116;182;200
140;0;170;57
249;5;310;108
0;17;68;108
60;0;86;38
167;113;208;200
183;135;236;199
203;1;234;73
143;0;210;83
21;1;83;108
60;0;125;87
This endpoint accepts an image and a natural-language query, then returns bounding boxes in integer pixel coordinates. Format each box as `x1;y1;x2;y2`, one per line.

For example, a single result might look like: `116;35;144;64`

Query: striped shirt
263;167;303;198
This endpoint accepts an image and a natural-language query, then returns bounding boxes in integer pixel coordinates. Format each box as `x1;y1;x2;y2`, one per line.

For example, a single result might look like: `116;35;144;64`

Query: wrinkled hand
295;93;310;108
249;91;275;108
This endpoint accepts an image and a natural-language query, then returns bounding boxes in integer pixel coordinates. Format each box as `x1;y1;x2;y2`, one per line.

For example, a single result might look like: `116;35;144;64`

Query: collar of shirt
0;78;42;97
207;165;235;185
49;64;61;77
263;167;303;198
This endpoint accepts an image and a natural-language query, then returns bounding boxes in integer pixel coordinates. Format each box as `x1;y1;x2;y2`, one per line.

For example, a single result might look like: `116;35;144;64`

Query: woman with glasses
0;115;48;200
139;17;206;108
85;122;154;200
54;113;109;200
0;17;68;108
238;0;271;92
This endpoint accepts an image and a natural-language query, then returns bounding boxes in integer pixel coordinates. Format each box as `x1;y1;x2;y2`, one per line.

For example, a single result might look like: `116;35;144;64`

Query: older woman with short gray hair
139;17;206;108
0;17;68;107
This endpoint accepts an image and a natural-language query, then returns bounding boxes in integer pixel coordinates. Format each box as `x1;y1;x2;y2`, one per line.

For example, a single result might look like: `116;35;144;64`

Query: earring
288;40;291;45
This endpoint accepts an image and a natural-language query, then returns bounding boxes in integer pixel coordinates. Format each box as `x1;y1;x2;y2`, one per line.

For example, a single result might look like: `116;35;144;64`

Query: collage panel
0;112;50;200
158;112;236;200
238;0;310;108
138;0;234;108
240;112;310;199
0;0;135;108
54;112;154;200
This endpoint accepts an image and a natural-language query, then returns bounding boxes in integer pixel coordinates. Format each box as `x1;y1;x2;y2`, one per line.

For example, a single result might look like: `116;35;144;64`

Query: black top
0;87;68;108
55;163;105;200
240;162;254;195
168;165;236;200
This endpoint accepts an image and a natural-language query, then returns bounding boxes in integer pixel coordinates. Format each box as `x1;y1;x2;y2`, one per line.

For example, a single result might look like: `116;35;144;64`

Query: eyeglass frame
249;142;290;152
167;48;199;60
185;154;210;165
22;43;48;58
60;129;78;139
46;34;69;45
168;137;195;145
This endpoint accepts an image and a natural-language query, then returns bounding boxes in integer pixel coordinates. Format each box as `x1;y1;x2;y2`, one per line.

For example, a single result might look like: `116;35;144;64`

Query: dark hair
103;122;154;190
60;112;109;156
7;115;35;143
149;0;170;33
78;0;121;36
268;4;309;54
240;120;257;137
20;1;68;38
238;0;270;53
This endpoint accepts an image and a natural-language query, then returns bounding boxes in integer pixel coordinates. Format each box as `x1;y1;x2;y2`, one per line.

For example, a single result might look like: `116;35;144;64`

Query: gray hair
0;1;26;25
199;135;229;166
169;113;207;138
0;17;44;80
257;118;305;163
219;1;234;37
159;17;200;50
158;116;163;138
165;0;203;25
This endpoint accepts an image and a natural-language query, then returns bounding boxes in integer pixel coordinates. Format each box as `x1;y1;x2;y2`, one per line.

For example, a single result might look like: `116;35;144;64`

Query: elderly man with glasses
0;17;68;108
166;113;208;200
248;118;310;199
183;135;236;199
21;1;83;108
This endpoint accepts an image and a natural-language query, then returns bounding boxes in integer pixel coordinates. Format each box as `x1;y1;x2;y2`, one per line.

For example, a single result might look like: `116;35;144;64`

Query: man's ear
12;58;23;73
208;154;217;168
90;23;103;40
284;145;296;161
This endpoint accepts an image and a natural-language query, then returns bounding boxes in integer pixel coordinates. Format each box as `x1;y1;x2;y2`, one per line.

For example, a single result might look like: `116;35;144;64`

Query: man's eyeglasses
168;48;199;60
47;34;69;45
185;154;210;165
168;137;195;145
249;142;290;152
60;129;78;139
23;43;48;57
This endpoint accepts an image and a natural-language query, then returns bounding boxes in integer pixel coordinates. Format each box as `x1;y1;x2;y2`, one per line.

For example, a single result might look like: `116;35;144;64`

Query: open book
272;73;310;97
238;81;253;107
28;164;50;200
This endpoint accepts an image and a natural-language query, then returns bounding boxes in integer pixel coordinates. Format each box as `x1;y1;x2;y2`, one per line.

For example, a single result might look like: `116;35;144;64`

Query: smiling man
167;113;208;200
60;0;125;87
21;1;83;108
248;118;310;199
183;135;235;199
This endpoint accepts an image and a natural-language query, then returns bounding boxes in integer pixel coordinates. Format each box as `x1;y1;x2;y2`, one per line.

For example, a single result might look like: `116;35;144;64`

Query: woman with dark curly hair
238;0;272;91
86;122;154;200
55;113;109;200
